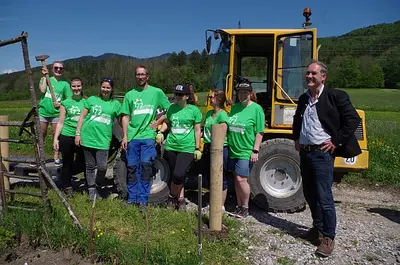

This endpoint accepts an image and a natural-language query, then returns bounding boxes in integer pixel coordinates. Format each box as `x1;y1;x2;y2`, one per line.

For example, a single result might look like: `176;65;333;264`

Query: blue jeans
300;149;336;239
127;139;156;203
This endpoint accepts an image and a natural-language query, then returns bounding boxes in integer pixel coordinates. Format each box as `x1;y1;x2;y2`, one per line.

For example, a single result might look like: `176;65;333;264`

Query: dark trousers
126;139;156;203
59;134;86;189
164;151;194;186
82;147;109;188
300;149;336;239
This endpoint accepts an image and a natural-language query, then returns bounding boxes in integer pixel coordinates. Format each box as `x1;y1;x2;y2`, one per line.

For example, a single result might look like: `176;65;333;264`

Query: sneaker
315;237;334;257
54;159;62;167
138;203;148;213
88;188;101;201
201;205;226;213
230;205;248;218
177;199;186;212
238;206;249;218
64;187;74;198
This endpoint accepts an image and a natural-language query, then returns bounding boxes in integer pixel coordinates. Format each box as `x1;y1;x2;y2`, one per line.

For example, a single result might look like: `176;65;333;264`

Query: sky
0;0;399;74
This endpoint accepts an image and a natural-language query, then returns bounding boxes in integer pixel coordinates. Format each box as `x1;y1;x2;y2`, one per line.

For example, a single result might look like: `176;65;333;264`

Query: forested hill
0;21;399;100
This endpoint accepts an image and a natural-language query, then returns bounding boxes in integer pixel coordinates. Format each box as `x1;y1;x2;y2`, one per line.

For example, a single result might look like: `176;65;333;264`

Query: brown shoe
315;237;334;257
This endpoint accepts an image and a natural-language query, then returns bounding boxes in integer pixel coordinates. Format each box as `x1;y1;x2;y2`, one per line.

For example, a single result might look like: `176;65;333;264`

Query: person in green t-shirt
53;77;86;198
75;78;121;200
227;80;265;218
201;89;229;212
120;65;171;211
38;61;72;166
158;84;202;211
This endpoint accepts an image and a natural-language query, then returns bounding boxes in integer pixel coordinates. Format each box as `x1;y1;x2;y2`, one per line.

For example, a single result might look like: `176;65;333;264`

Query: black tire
249;138;306;213
113;150;170;204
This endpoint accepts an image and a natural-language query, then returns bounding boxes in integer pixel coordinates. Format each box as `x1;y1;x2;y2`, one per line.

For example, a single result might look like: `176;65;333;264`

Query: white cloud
2;69;17;74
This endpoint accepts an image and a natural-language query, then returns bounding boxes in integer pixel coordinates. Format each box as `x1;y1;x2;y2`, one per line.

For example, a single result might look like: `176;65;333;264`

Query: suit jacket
292;87;362;158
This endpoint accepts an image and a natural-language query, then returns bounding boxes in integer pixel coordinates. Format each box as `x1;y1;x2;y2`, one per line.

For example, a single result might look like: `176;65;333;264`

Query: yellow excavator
204;8;369;212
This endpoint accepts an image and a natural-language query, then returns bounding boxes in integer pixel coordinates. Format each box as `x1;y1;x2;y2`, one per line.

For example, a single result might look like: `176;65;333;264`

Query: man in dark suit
292;60;361;257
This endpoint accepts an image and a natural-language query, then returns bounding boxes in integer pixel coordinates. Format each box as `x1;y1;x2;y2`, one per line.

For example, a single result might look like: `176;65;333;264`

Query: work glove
194;149;202;161
156;132;164;145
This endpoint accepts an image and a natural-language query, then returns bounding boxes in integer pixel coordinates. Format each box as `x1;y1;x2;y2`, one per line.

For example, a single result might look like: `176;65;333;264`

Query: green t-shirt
60;97;86;137
165;104;202;153
227;102;265;159
203;109;229;146
80;96;121;150
120;85;170;141
38;77;72;117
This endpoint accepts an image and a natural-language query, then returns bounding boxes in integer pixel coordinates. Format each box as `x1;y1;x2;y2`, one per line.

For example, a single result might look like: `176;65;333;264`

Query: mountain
0;21;399;100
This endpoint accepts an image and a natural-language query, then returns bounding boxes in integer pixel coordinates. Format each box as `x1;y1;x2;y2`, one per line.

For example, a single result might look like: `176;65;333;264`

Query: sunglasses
102;77;113;84
53;67;64;71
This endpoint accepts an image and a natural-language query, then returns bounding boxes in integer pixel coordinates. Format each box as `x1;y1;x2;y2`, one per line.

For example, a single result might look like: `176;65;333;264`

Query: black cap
173;84;190;94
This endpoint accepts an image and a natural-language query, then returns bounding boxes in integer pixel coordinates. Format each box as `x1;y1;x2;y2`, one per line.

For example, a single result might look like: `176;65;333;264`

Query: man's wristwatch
252;149;259;154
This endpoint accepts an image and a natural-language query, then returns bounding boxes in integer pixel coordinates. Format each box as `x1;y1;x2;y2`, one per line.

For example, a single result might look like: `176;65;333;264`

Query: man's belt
300;144;323;151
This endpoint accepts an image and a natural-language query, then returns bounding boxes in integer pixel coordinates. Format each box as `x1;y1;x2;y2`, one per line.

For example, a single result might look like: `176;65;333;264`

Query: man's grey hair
308;60;328;74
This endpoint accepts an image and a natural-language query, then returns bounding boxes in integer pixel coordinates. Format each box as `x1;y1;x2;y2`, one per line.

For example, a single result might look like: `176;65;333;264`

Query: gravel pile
238;184;400;265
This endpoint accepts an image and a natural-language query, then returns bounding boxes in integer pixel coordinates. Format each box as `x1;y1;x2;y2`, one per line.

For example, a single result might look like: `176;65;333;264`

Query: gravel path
239;183;400;265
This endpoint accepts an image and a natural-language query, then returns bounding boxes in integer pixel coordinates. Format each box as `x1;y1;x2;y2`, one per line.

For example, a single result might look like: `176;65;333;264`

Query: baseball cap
236;80;252;91
173;84;190;94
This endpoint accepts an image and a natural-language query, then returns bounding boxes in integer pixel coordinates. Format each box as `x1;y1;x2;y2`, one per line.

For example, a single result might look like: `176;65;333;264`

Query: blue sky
0;0;399;73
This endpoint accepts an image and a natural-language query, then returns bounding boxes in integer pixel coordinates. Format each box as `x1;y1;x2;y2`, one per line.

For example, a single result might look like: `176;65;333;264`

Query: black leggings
59;134;85;188
164;151;194;185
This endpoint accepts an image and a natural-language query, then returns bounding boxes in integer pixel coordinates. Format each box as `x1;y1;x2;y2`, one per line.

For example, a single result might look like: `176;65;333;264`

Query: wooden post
209;123;225;231
0;116;10;191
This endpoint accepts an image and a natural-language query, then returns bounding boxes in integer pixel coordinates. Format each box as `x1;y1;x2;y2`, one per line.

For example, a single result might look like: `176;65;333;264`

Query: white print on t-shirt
45;90;62;102
228;115;245;134
90;105;111;125
171;115;189;134
132;99;154;115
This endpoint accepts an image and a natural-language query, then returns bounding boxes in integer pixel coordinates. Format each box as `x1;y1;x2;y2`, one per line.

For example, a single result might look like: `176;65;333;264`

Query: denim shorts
228;158;253;177
39;116;59;124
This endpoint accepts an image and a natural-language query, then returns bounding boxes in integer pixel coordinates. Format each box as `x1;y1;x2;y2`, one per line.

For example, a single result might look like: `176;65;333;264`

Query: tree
357;56;384;88
327;56;361;88
379;45;400;88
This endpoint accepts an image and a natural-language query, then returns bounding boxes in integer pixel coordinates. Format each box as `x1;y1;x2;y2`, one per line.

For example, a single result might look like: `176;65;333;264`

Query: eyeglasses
53;67;64;71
